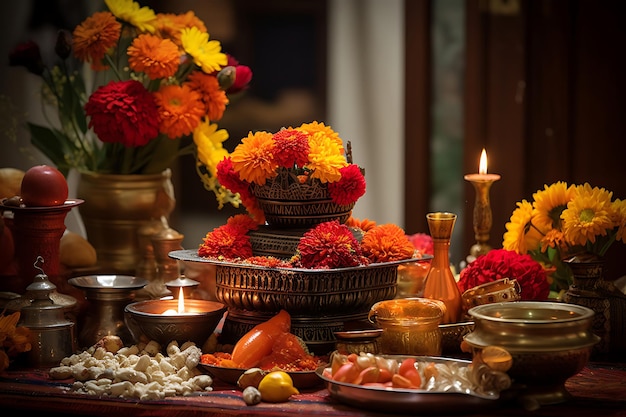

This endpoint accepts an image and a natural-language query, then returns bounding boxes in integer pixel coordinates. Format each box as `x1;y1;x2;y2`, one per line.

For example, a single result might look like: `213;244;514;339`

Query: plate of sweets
317;351;513;414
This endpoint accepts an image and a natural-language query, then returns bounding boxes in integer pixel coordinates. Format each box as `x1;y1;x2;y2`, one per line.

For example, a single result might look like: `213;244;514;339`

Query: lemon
257;371;300;403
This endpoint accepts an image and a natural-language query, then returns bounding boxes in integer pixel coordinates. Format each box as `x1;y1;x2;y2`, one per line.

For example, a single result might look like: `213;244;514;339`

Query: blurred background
1;0;624;276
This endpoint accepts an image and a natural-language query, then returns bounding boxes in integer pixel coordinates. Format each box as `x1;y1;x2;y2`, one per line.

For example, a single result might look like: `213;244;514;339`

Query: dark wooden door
405;0;626;279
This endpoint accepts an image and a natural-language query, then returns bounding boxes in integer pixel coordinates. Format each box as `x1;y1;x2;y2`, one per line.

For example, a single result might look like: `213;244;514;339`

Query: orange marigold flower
198;223;252;260
230;131;277;185
127;34;180;80
345;217;377;232
154;84;204;139
327;164;366;205
361;224;415;263
73;11;121;67
154;11;207;46
272;128;310;168
297;221;366;269
187;71;229;121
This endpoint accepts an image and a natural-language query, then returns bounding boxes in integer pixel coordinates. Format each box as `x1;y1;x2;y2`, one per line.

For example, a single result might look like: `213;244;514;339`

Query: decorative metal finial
34;256;45;275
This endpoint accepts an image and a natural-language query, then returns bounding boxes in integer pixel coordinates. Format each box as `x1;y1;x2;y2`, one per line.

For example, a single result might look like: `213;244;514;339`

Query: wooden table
1;362;625;417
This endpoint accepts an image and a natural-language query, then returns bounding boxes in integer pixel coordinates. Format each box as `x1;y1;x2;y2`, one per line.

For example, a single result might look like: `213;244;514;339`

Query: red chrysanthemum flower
297;221;366;269
84;79;160;147
216;157;250;196
198;223;252;260
328;164;366;205
272;128;310;168
407;233;434;256
457;249;549;301
226;214;259;234
361;224;416;263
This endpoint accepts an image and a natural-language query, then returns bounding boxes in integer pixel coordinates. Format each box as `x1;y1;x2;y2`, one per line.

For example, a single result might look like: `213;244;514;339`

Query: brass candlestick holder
464;172;500;263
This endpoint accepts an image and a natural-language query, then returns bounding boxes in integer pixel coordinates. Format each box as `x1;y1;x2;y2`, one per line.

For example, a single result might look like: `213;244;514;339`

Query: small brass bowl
125;299;226;347
464;301;599;406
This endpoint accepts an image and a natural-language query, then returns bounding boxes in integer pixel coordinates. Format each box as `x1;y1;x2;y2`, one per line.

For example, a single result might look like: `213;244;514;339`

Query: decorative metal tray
316;355;501;414
199;363;323;389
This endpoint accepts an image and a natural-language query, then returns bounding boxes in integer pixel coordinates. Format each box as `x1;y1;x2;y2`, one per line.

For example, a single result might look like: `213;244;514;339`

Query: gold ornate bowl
463;301;599;406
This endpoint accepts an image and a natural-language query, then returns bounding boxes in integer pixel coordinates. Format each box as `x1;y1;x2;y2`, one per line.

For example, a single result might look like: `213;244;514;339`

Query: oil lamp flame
178;287;185;313
479;148;488;175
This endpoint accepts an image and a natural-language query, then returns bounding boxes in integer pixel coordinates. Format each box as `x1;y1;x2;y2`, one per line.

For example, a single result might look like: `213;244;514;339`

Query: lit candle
162;287;187;315
464;148;501;182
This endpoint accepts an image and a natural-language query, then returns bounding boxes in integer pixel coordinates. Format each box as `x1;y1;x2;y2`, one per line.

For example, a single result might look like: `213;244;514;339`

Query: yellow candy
257;371;299;403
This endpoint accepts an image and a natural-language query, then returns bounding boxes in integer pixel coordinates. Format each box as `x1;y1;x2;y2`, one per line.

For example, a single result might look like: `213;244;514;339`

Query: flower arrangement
0;311;32;372
198;215;418;269
8;0;252;207
502;181;626;293
457;249;550;301
215;121;367;222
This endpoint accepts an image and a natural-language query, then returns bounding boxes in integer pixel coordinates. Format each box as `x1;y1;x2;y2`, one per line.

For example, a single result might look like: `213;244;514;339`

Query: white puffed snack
48;339;213;399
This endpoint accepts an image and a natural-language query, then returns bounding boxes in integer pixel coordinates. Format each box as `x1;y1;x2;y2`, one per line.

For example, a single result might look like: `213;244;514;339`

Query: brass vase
76;169;175;275
422;212;463;324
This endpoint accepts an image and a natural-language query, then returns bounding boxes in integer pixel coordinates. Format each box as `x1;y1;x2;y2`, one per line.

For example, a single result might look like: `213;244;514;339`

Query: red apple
20;165;68;207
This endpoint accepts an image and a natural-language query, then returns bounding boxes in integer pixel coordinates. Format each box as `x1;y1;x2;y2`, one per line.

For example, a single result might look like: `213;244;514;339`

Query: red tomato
20;165;68;207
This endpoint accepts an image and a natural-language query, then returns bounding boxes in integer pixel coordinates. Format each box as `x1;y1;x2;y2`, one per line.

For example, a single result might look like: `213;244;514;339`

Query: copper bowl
124;299;226;347
464;301;600;405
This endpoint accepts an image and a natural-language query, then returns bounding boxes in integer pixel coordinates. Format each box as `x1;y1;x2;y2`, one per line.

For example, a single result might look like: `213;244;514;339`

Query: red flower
226;54;253;94
84;80;160;147
457;249;549;301
8;41;44;75
407;233;434;256
198;223;252;260
272;128;310;169
297;221;367;269
328;164;366;205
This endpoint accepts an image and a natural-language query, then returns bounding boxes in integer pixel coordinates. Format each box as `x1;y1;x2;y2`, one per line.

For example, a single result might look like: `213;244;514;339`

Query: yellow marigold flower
193;120;230;176
181;26;227;74
561;183;614;247
230;131;277;185
297;121;344;153
532;181;576;233
612;199;626;243
105;0;157;33
361;223;416;263
187;71;229;121
155;11;207;46
306;132;347;183
72;11;121;66
503;199;542;254
154;84;205;139
127;34;180;80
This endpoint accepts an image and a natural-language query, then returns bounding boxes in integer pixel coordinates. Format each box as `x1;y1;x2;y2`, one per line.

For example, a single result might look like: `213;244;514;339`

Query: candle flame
177;287;185;314
479;149;488;174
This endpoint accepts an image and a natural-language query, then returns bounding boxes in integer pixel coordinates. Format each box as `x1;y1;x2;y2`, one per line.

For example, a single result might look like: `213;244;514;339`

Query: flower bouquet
214;122;367;225
9;0;252;208
502;181;625;295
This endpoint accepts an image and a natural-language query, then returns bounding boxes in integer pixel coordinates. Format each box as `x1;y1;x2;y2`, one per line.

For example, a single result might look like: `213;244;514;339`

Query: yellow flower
230;131;278;185
105;0;157;33
181;26;228;74
194;120;230;176
306;132;347;183
532;181;576;233
503;181;625;292
561;183;614;247
503;199;541;254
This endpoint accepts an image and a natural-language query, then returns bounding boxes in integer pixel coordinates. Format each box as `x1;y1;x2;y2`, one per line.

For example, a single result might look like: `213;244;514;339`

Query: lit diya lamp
124;282;226;346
